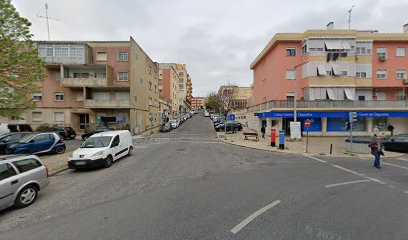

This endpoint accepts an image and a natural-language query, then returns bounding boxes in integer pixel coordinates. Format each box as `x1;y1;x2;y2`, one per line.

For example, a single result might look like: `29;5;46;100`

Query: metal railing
61;78;108;87
84;99;130;108
247;100;408;112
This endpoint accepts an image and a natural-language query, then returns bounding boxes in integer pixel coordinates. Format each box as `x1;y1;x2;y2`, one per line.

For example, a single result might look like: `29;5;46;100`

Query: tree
218;84;238;117
0;0;44;117
205;92;222;112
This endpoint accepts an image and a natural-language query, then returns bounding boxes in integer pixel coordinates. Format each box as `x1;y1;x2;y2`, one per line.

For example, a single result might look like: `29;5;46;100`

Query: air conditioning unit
378;55;388;61
404;79;408;84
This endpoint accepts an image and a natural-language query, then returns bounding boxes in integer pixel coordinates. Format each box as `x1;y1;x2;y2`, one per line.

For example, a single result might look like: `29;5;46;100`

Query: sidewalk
217;128;403;159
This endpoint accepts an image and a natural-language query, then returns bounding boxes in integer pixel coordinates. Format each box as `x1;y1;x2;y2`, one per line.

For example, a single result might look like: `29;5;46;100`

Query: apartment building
249;23;408;136
191;97;205;109
20;37;160;134
218;86;252;110
159;63;179;117
186;75;193;105
175;64;191;114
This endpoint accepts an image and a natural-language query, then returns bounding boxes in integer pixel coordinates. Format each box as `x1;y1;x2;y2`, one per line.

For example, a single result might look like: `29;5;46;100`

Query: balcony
61;64;113;88
249;100;408;112
37;43;91;65
84;99;130;109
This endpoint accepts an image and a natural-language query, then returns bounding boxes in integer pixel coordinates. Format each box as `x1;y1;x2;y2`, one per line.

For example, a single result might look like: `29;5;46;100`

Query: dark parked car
0;132;32;154
81;128;113;140
6;132;66;155
46;126;77;140
382;134;408;153
159;123;172;133
215;122;239;132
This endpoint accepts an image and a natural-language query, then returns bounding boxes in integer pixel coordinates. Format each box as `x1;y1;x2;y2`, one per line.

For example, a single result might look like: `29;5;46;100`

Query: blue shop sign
257;111;408;118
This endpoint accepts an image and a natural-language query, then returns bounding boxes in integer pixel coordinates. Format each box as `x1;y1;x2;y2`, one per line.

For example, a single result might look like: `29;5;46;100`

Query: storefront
256;111;408;136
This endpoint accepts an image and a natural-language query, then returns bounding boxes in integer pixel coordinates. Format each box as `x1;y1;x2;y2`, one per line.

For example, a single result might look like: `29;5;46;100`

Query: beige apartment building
6;37;160;134
218;85;252;110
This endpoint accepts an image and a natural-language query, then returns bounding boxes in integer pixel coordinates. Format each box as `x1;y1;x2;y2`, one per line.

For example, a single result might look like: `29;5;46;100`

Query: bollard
279;130;285;150
271;129;276;147
330;144;333;155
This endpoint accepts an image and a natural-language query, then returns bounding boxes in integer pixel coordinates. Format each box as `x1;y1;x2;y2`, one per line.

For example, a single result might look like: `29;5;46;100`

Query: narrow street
1;114;408;240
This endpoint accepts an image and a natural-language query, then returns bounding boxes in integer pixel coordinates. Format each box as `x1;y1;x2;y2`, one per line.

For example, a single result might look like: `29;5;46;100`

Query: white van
68;130;133;169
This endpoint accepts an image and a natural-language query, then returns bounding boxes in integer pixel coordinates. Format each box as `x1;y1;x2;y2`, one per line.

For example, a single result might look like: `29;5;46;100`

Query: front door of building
79;114;90;130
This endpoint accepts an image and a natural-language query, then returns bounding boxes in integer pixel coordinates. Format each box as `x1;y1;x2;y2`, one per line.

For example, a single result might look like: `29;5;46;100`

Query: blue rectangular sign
256;111;408;118
229;114;235;120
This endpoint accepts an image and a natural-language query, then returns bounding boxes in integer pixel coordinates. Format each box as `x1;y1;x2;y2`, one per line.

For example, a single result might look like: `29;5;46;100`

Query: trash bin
279;130;285;150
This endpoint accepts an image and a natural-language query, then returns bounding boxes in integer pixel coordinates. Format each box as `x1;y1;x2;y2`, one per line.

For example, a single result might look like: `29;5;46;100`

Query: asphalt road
1;114;408;239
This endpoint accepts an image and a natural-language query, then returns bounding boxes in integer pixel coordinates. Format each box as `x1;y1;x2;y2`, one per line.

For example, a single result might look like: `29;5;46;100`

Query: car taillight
59;139;64;143
64;130;68;135
45;165;49;178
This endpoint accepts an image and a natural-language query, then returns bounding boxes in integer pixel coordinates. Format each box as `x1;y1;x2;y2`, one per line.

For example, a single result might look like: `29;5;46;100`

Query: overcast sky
12;0;408;97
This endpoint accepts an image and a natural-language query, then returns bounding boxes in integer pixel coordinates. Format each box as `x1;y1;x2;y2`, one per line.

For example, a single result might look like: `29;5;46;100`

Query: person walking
261;125;266;139
369;135;383;169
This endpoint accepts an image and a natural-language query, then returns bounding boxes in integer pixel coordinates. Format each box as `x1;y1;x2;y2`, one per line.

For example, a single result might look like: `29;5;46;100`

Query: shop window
327;117;366;132
373;118;387;131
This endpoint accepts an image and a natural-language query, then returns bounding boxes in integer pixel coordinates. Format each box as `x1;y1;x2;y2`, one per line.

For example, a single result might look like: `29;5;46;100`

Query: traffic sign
304;119;311;128
229;114;235;121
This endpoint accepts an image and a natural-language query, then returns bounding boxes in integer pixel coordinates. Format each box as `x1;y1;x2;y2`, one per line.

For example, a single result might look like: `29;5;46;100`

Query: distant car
159;123;172;133
0;132;32;154
0;123;33;136
68;130;133;169
204;112;210;117
0;155;49;211
5;132;66;155
81;128;113;140
169;119;179;129
382;134;408;153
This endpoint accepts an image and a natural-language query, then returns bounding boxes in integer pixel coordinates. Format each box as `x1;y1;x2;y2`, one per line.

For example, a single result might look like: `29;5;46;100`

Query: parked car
204;111;210;117
159;123;172;133
382;134;408;153
0;123;33;136
5;132;66;155
51;127;77;140
68;130;133;169
0;154;49;211
81;128;113;140
0;132;32;154
169;119;179;129
215;122;239;132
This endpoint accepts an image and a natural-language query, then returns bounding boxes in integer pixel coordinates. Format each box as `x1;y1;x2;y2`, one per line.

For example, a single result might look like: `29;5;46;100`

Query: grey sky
12;0;408;97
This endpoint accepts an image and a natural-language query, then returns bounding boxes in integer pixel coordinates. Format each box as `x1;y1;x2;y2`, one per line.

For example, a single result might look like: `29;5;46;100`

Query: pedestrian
261;125;266;139
369;135;384;169
387;124;395;136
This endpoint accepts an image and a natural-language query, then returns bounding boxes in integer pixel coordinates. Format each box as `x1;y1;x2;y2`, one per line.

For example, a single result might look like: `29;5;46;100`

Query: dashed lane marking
325;180;371;188
230;200;281;234
331;164;386;184
303;154;327;163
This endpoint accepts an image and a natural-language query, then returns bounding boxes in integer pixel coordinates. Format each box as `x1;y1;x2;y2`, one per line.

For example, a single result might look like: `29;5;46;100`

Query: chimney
327;22;334;30
404;23;408;33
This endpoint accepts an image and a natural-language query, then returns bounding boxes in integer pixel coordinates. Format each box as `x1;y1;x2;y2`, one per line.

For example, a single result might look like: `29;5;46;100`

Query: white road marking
230;200;281;234
303;154;327;163
404;191;408;194
179;141;219;144
331;164;386;184
396;157;408;162
325;180;371;188
383;162;408;171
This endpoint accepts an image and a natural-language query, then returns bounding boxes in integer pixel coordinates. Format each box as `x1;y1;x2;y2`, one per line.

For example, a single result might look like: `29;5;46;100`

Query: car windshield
81;136;112;148
17;134;35;143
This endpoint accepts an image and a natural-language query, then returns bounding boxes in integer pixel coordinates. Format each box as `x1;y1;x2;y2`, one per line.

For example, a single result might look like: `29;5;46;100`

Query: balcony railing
248;100;408;112
61;78;108;87
84;99;130;108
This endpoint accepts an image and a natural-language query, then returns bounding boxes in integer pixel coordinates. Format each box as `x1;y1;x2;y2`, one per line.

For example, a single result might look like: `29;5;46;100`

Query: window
73;73;89;78
13;159;42;173
115;92;129;101
149;98;153;106
94;72;106;78
179;84;184;89
396;70;406;80
356;72;367;78
54;46;69;57
154;85;157;93
96;52;108;61
149;82;152;91
76;92;84;101
302;45;307;55
118;72;129;81
377;47;387;57
53;71;61;81
179;72;184;77
373;118;387;131
286;48;296;56
70;45;84;57
117;52;128;62
32;112;42;122
341;71;348;76
32;93;43;101
54;112;65;122
0;163;17;181
376;70;387;79
396;91;406;100
396;48;406;57
286;70;296;80
54;92;65;101
46;47;54;57
358;96;366;101
179;78;184;83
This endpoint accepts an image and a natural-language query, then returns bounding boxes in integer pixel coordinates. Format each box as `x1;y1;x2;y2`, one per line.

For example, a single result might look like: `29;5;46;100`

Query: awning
344;88;354;100
332;64;341;76
317;64;326;76
309;89;316;101
327;88;336;100
325;40;343;50
340;41;352;50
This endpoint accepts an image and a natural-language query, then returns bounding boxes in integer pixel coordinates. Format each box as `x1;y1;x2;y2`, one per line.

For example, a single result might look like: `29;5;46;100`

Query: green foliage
0;0;44;117
205;92;222;112
36;124;61;132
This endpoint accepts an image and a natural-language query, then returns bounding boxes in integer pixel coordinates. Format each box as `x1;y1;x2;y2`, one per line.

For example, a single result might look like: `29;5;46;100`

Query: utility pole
348;4;356;30
37;3;60;40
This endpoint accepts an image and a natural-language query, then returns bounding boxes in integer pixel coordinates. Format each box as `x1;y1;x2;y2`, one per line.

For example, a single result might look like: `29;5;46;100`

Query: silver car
0;155;49;211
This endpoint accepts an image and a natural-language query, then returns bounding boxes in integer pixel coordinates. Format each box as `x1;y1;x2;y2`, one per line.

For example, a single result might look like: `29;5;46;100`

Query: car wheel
127;146;133;156
55;146;65;154
104;155;113;168
15;185;38;208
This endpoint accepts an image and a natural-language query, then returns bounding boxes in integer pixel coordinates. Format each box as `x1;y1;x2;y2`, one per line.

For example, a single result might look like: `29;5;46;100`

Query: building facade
159;63;179;118
11;37;160;134
218;86;252;111
191;97;205;109
248;23;408;136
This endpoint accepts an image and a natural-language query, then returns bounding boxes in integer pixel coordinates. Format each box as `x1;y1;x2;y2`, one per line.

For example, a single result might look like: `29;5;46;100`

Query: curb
49;165;69;176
